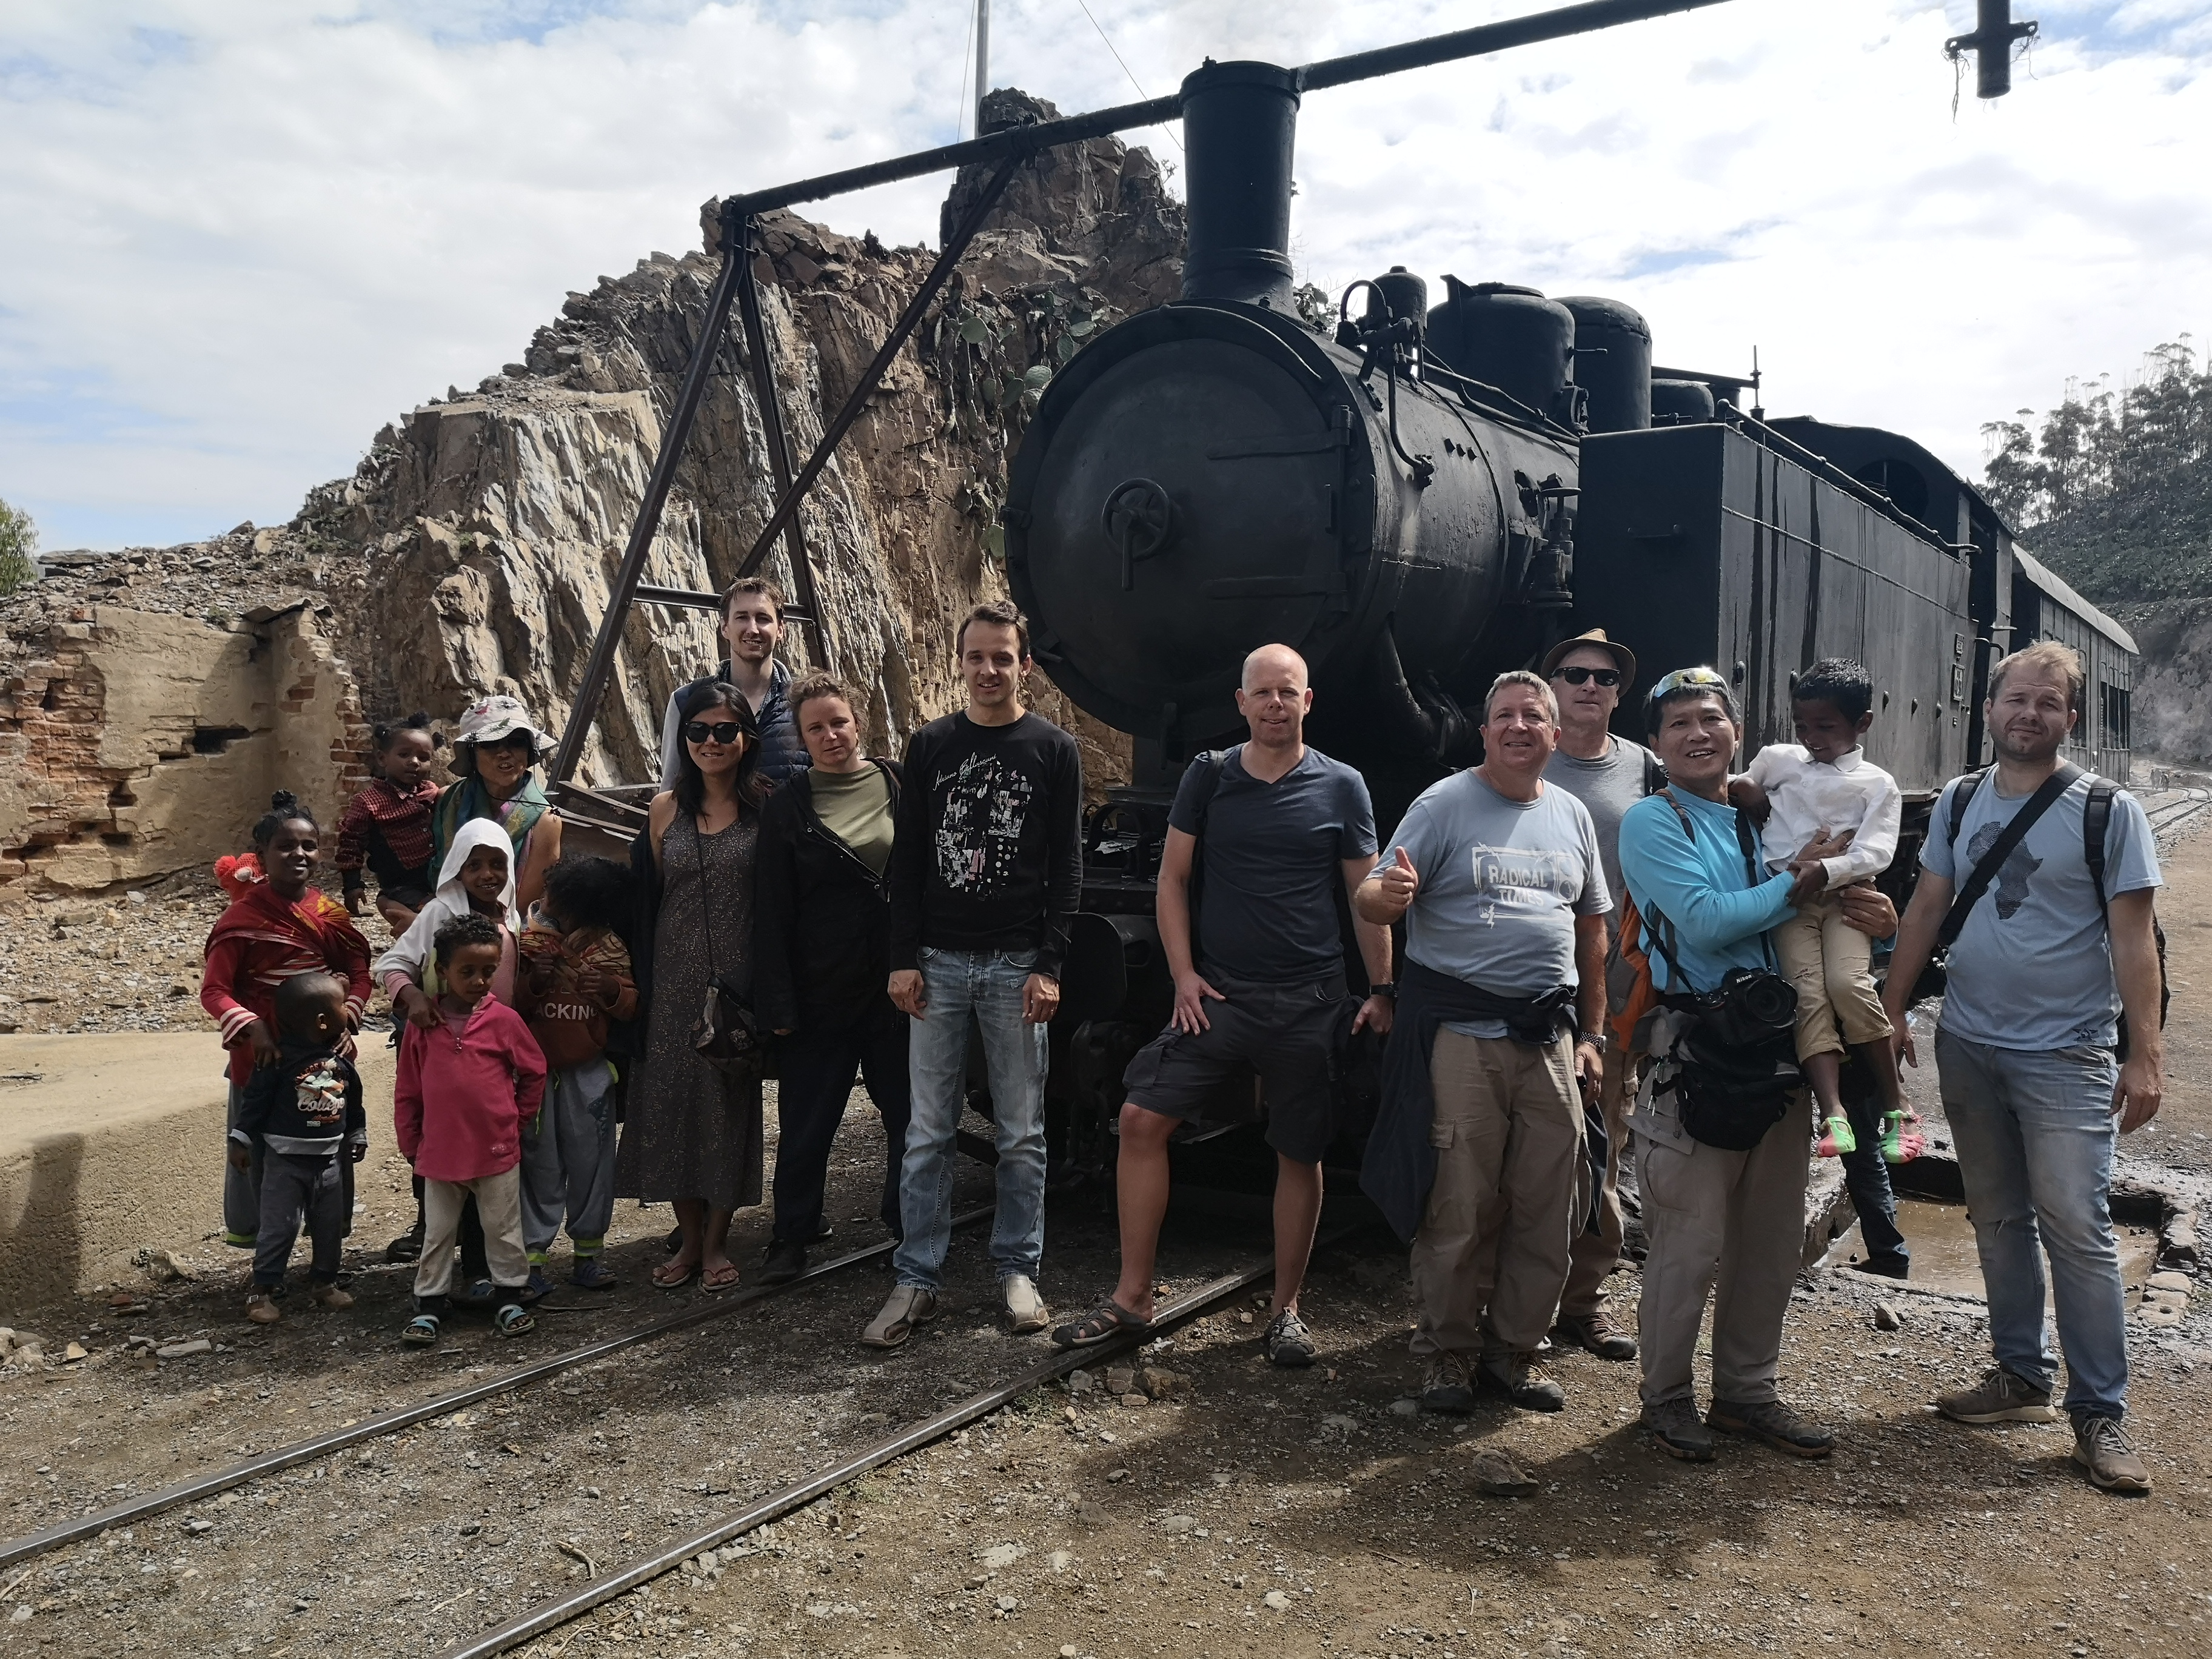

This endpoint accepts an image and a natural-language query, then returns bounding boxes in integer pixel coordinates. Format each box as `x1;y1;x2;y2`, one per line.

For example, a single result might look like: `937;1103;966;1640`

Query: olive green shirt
811;765;894;877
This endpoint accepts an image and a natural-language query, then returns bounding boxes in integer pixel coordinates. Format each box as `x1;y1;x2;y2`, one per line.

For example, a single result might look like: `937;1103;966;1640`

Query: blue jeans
1936;1029;2128;1420
893;947;1050;1291
1838;1085;1908;1264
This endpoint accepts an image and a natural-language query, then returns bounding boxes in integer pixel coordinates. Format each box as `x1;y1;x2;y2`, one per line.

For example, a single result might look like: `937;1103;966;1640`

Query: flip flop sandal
1050;1299;1153;1350
700;1263;743;1294
402;1313;441;1347
494;1303;535;1337
653;1261;702;1291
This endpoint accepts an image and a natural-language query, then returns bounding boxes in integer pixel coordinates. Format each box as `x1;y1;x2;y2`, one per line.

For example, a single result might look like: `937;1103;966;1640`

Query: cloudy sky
2;0;2207;550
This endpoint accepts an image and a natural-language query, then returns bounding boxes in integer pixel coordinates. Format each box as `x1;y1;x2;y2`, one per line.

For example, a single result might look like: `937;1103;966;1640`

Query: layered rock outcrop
0;92;1181;890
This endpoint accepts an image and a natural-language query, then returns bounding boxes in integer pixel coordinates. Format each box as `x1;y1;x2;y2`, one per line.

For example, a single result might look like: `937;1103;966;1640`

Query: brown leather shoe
1552;1310;1638;1361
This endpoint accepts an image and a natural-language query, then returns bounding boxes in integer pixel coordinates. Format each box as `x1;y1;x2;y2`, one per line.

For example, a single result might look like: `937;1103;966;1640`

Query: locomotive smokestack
1178;59;1301;310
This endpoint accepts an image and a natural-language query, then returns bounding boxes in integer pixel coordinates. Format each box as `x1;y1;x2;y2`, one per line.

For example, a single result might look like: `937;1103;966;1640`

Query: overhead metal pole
974;0;990;137
725;0;1732;218
733;147;1027;585
550;203;749;786
732;218;826;655
1945;0;2037;101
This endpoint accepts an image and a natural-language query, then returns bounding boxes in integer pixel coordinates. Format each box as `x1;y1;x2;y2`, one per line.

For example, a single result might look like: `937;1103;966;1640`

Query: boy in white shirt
1731;659;1917;1161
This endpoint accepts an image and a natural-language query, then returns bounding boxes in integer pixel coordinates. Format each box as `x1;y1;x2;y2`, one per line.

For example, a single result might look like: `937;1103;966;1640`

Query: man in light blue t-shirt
1883;642;2165;1498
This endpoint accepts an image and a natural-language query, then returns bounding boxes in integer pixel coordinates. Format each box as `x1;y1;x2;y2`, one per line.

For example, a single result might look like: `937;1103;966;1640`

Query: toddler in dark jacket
229;971;365;1324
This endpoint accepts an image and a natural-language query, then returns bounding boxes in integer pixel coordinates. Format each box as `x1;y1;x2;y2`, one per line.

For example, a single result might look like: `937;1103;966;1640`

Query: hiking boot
748;1239;808;1287
1643;1397;1715;1462
310;1282;355;1310
861;1285;938;1349
2072;1415;2151;1494
1000;1274;1050;1335
1261;1308;1317;1368
244;1291;281;1325
1708;1398;1835;1458
1552;1311;1638;1361
1418;1352;1476;1415
1476;1352;1566;1413
1936;1367;2059;1425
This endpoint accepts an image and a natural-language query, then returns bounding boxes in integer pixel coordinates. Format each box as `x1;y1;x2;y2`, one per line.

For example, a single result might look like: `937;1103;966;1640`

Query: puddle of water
1823;1195;2160;1301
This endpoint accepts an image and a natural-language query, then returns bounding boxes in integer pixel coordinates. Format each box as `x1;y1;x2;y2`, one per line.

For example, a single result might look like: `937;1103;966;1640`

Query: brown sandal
653;1259;702;1290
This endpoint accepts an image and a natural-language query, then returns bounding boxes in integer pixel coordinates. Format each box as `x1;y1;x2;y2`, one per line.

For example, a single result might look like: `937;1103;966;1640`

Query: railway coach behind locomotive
1001;58;2139;1183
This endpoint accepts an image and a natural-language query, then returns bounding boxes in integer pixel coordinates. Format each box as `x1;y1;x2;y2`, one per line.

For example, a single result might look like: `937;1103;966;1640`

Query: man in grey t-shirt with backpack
1883;641;2165;1496
1052;645;1395;1367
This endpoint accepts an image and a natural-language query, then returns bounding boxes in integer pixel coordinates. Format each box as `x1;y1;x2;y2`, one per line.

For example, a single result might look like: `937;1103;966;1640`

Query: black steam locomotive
999;61;2139;1181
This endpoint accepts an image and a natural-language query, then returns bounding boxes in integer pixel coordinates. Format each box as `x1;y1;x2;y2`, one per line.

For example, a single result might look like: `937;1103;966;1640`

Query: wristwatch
1368;983;1396;997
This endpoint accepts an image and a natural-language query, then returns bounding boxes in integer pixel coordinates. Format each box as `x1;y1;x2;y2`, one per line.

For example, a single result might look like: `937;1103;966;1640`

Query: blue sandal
494;1303;535;1337
402;1313;440;1347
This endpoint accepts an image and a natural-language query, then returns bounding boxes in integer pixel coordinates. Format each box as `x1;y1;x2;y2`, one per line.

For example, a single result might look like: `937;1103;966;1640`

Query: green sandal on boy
1816;1115;1857;1158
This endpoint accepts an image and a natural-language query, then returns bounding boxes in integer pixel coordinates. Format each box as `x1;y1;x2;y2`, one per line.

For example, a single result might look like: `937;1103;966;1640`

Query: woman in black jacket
748;673;910;1284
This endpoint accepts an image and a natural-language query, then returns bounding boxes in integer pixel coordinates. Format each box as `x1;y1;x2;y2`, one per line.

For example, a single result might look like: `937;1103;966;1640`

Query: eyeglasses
1552;666;1621;688
684;720;746;746
1649;666;1729;699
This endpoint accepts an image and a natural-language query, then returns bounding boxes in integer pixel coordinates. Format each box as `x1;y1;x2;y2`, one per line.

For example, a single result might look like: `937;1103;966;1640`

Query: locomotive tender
1001;60;2138;1175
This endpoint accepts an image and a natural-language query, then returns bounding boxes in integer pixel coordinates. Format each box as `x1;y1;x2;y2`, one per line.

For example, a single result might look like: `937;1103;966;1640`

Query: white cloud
1;0;2206;547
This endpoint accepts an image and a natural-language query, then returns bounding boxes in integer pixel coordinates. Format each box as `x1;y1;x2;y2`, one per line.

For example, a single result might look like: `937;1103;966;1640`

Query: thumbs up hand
1370;845;1421;920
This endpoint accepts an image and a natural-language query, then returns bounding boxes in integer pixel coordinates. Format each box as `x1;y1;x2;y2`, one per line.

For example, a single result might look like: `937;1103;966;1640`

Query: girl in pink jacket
395;912;548;1345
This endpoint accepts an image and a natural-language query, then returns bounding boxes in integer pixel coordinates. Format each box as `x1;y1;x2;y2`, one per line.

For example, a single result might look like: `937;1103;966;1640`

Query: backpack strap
1643;748;1667;798
2083;776;2114;916
1936;763;2082;951
1184;749;1229;843
1946;768;1989;848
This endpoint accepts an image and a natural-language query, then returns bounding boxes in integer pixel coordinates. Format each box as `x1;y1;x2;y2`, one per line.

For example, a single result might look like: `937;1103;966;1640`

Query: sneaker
570;1256;617;1291
1418;1352;1476;1415
245;1291;281;1325
747;1239;808;1288
1935;1366;2059;1424
1475;1352;1566;1413
1261;1308;1316;1368
1708;1397;1835;1458
310;1282;355;1310
1001;1274;1050;1335
1552;1311;1638;1361
1816;1115;1857;1158
2071;1415;2151;1495
861;1285;938;1349
1643;1396;1715;1462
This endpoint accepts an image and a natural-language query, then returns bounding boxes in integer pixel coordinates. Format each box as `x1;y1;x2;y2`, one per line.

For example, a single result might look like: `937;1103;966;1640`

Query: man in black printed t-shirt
862;600;1084;1350
1052;644;1393;1367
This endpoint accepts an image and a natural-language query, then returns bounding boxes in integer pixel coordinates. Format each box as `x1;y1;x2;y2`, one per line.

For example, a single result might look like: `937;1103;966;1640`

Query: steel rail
0;1208;993;1570
548;215;749;786
732;146;1026;586
723;0;1733;216
732;212;824;649
434;1239;1336;1659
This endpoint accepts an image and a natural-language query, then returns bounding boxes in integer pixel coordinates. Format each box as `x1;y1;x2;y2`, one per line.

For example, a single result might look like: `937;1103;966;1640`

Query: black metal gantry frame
548;0;1741;789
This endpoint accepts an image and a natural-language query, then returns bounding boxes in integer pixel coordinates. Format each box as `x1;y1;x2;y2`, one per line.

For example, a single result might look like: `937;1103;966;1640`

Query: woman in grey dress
620;680;766;1292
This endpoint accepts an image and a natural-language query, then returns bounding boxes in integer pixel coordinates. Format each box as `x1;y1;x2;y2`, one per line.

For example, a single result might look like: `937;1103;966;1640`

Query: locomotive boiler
1002;58;2140;1182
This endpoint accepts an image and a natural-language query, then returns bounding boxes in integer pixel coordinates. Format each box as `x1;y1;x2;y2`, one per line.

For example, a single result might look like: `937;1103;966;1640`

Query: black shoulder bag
688;816;768;1081
1644;790;1803;1151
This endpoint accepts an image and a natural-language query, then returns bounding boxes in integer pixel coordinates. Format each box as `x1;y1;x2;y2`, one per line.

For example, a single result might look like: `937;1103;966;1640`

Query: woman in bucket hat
432;694;566;912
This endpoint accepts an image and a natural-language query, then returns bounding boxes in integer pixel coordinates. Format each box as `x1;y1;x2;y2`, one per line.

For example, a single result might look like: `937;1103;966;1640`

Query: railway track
0;1205;993;1572
2144;786;2212;845
433;1248;1291;1659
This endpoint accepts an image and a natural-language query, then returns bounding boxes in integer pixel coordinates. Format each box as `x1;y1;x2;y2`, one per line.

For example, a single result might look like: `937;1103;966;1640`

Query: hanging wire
1071;0;1183;150
959;0;978;139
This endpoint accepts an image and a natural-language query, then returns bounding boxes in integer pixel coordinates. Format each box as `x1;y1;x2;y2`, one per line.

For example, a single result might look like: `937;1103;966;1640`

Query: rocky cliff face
2118;599;2212;768
0;93;1182;890
313;87;1180;792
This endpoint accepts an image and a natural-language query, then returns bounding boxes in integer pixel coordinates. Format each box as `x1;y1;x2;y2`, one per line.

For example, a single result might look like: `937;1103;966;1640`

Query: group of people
207;577;2168;1497
1057;626;2165;1500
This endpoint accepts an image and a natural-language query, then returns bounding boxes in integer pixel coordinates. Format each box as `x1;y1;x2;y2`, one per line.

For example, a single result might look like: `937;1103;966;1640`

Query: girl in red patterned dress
201;793;374;1248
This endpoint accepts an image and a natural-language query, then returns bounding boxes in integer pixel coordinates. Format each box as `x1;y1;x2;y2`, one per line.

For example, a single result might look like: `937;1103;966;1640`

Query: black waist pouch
1663;968;1801;1151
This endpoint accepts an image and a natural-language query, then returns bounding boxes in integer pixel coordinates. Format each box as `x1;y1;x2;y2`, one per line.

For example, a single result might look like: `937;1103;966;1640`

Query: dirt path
1;830;2208;1657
